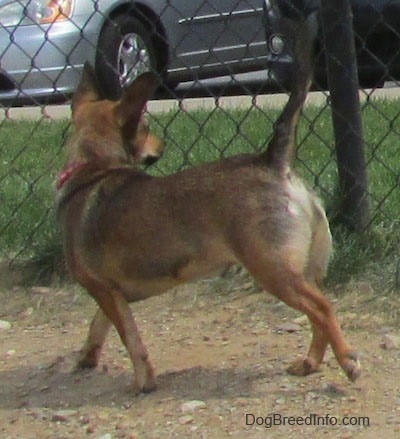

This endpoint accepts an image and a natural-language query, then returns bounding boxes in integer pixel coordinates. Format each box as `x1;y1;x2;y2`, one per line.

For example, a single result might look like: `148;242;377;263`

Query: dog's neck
57;161;90;190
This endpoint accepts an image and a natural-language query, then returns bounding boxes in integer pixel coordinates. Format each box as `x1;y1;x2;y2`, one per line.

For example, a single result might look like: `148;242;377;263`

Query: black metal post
319;0;370;232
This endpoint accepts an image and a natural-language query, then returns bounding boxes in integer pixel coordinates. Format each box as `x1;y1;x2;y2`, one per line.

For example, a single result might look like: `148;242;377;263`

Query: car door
164;0;266;80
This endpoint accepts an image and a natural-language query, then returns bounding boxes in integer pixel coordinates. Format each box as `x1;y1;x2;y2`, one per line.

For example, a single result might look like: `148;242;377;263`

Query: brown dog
57;15;360;394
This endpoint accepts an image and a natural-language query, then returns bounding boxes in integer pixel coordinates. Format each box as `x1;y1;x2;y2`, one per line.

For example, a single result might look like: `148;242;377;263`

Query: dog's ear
71;62;102;115
114;72;159;137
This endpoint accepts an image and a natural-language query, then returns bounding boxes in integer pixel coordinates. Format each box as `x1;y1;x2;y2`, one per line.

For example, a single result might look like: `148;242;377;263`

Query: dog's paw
131;362;157;395
75;352;99;371
74;344;104;371
132;380;157;395
342;351;361;382
287;357;321;376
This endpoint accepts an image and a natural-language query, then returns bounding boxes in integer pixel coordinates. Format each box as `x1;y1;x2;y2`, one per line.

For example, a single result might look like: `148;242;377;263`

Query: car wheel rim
118;32;151;87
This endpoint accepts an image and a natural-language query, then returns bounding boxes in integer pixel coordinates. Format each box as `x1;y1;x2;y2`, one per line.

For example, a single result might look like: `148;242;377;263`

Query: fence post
319;0;371;232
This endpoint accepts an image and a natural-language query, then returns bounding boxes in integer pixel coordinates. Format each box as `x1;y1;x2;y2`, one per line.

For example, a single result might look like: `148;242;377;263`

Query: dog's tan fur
57;15;360;394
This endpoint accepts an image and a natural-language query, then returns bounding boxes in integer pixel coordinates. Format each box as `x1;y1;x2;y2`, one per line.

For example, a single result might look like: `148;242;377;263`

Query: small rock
51;409;79;422
324;383;347;396
181;400;207;413
115;421;135;431
20;307;34;318
293;315;309;326
79;416;90;425
381;334;400;350
178;415;194;425
370;315;384;325
343;312;358;321
357;282;373;295
86;425;96;434
31;286;51;295
16;400;29;409
97;413;111;422
0;320;11;331
29;409;48;421
275;322;302;333
6;349;16;358
387;415;400;425
304;392;318;403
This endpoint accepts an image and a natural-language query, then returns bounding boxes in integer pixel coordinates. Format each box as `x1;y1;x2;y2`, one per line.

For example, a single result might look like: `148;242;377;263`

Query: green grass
0;119;68;258
149;102;399;221
0;99;398;283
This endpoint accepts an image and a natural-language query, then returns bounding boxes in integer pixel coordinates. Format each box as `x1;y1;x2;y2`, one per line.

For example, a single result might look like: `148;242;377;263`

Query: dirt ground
1;269;400;439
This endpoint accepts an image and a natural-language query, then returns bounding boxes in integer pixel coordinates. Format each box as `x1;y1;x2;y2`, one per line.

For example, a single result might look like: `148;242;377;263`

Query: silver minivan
0;0;267;104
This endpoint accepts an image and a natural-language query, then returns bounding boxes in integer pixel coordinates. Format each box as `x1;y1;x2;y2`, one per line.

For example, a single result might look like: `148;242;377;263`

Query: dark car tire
95;14;161;100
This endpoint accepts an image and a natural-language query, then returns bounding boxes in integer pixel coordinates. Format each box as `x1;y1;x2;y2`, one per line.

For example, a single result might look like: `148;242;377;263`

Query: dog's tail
260;12;318;173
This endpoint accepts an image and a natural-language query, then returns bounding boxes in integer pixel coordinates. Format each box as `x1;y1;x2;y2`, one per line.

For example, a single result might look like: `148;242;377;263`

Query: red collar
57;162;89;190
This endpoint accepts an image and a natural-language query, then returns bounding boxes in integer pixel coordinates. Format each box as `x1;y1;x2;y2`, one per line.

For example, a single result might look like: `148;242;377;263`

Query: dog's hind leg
287;214;333;376
287;322;328;376
304;208;333;290
77;307;112;369
286;276;361;381
238;246;360;381
276;276;359;380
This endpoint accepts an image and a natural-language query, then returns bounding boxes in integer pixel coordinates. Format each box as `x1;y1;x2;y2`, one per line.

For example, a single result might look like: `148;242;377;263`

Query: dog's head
67;63;164;168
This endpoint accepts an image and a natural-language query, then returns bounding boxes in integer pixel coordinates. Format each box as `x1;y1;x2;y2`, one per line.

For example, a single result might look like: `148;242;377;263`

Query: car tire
95;14;161;100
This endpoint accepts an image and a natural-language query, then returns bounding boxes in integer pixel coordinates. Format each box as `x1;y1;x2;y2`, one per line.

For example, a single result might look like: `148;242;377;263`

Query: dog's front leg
85;286;156;394
77;307;112;369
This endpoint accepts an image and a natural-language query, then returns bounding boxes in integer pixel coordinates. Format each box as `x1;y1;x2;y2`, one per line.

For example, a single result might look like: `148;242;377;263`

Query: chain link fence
0;0;399;271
